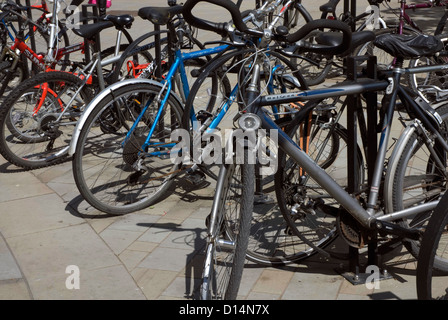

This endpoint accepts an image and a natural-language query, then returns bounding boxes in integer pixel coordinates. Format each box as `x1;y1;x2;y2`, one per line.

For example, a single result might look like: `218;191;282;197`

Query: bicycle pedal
185;170;206;185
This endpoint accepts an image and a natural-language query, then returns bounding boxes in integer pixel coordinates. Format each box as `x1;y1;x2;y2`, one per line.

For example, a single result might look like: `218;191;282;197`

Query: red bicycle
0;0;139;98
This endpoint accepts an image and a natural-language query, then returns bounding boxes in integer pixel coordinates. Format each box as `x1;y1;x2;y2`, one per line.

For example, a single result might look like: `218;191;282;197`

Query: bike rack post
343;0;357;31
336;55;393;286
81;4;100;63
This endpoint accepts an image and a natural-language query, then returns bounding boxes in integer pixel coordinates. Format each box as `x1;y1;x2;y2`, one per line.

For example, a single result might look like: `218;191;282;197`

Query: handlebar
183;0;263;37
183;0;352;56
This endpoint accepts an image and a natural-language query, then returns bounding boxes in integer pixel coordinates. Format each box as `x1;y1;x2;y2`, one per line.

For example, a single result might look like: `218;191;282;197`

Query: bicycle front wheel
417;191;448;300
72;81;184;215
200;151;254;300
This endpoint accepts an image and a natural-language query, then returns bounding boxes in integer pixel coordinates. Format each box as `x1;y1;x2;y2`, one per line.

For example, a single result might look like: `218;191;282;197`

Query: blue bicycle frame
123;44;232;153
123;43;297;158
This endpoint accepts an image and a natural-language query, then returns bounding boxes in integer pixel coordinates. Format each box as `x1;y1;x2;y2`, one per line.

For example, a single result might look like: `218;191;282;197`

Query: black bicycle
182;0;448;300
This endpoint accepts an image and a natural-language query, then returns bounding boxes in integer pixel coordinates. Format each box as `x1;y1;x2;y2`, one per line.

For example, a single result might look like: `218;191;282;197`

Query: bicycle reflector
238;113;261;131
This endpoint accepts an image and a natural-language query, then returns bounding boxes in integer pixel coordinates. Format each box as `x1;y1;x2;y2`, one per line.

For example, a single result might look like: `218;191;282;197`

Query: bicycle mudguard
68;78;183;156
382;100;448;213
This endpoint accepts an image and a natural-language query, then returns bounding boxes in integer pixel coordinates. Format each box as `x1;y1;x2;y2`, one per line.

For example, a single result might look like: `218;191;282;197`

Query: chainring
336;210;374;249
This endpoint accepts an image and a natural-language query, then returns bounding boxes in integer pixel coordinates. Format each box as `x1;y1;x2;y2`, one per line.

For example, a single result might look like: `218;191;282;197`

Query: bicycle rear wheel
273;99;365;261
0;70;92;169
72;81;184;215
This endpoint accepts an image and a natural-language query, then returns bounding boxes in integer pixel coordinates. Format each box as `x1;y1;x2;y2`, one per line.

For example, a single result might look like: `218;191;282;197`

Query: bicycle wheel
408;33;448;104
388;103;448;269
273;99;365;261
183;49;315;266
200;150;254;300
416;190;448;300
0;70;92;169
72;81;184;215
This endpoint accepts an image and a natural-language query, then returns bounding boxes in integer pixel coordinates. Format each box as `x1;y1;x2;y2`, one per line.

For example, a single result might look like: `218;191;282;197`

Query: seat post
154;24;162;80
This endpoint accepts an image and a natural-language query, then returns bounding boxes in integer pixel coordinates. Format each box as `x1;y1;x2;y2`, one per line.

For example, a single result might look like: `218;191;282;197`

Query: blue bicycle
70;1;307;215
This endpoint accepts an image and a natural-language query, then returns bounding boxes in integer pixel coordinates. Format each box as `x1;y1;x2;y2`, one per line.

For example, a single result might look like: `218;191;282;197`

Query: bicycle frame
124;44;232;153
123;0;298;154
6;35;84;71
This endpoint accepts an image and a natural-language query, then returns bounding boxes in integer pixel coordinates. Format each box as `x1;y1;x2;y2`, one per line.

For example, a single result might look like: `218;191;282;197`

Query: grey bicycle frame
251;63;448;229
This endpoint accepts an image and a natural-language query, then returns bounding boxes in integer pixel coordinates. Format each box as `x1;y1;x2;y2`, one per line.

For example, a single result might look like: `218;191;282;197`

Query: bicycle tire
388;103;448;270
200;149;254;300
72;81;184;215
0;70;93;169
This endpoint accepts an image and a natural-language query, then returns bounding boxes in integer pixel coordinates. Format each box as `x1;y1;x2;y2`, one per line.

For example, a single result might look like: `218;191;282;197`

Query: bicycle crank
337;210;376;249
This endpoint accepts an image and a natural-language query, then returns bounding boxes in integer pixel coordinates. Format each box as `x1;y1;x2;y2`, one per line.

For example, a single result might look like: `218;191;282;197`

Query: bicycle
416;181;448;299
0;0;146;99
69;0;310;215
0;0;74;96
0;12;152;169
181;0;448;299
355;0;448;103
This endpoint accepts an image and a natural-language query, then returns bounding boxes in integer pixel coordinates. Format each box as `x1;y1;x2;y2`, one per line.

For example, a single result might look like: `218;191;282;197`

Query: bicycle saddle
138;5;183;25
374;34;443;59
319;0;340;14
72;21;114;40
316;31;375;54
102;14;134;28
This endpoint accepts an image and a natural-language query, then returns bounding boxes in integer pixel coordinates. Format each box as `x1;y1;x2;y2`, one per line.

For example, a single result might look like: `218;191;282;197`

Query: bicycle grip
182;0;250;36
287;19;352;55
